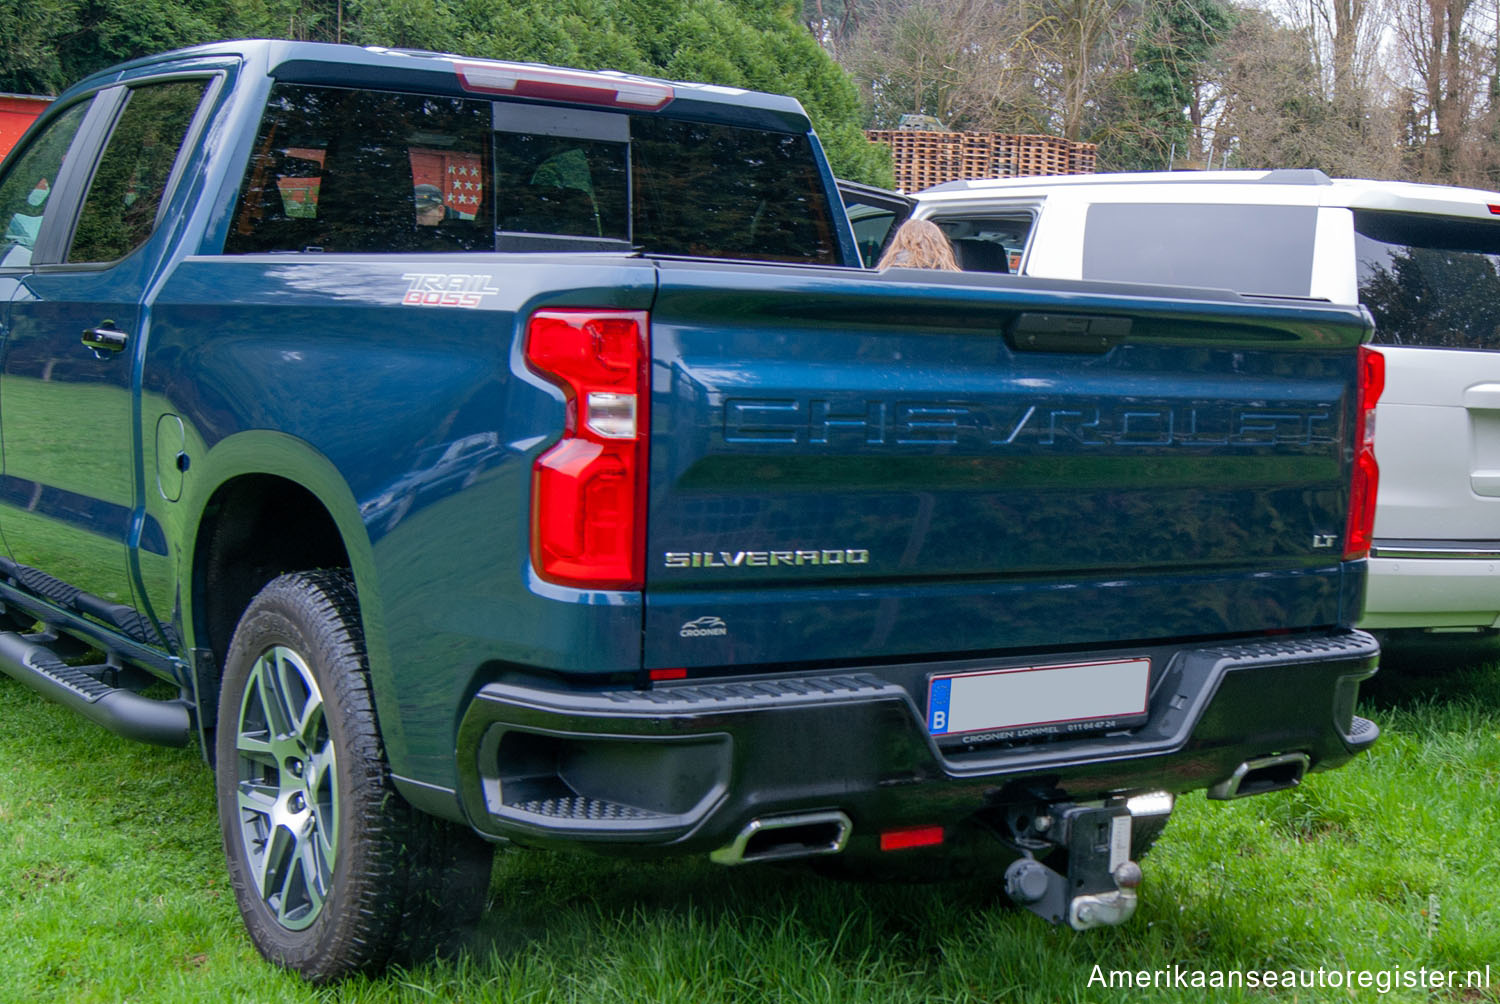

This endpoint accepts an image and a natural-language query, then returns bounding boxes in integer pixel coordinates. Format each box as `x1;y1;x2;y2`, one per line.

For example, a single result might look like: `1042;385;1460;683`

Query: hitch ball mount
1003;802;1143;931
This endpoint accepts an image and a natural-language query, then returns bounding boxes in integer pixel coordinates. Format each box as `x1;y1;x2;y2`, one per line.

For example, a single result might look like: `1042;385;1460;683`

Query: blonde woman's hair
877;218;960;271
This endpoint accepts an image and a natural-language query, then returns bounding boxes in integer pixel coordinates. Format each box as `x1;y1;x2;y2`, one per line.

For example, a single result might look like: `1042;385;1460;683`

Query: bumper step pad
1347;714;1379;750
510;795;667;822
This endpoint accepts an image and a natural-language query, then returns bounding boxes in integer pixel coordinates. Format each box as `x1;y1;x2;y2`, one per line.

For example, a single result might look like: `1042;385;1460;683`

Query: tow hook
1002;802;1142;931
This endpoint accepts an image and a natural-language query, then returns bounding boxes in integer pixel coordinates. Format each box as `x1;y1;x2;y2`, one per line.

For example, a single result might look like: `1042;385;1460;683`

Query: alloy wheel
231;644;337;930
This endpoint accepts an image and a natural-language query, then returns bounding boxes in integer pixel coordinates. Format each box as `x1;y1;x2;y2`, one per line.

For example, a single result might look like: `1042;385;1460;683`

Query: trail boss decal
664;548;871;569
401;273;501;308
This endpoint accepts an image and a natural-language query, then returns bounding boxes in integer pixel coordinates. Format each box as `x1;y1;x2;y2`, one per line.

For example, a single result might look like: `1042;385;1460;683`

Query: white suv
842;170;1500;637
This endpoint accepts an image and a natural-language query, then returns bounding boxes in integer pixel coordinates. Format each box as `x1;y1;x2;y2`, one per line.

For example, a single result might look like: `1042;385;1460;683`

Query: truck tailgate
644;262;1371;669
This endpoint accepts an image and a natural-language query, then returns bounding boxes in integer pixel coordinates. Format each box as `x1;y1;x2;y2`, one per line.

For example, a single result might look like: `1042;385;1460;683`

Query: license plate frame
927;657;1151;747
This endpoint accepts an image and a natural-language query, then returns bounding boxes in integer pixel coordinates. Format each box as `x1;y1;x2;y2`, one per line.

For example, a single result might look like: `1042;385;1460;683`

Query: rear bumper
454;630;1379;854
1361;553;1500;630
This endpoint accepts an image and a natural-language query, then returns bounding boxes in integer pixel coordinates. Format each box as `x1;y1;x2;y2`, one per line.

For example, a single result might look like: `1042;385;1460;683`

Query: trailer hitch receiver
1003;802;1143;931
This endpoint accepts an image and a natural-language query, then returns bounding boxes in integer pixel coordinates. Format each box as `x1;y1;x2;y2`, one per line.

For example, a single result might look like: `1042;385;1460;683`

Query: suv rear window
1081;203;1317;297
1356;210;1500;349
224;83;839;264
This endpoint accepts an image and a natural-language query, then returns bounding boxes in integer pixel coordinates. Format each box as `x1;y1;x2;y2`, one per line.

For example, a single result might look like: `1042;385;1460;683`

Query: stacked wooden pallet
864;129;965;193
1068;144;1097;175
866;129;1097;192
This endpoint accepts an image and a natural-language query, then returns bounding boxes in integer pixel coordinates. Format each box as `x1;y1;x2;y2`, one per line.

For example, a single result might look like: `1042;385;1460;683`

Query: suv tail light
1344;346;1385;560
526;309;650;589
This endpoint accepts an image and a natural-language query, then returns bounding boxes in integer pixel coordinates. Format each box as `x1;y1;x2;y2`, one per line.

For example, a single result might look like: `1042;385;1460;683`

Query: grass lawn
2;651;1498;1003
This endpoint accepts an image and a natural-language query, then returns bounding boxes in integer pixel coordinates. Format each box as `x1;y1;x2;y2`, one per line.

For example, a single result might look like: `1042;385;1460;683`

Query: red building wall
0;95;52;162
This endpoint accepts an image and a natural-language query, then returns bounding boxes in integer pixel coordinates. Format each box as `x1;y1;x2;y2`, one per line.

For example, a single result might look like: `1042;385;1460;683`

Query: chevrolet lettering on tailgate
723;398;1335;448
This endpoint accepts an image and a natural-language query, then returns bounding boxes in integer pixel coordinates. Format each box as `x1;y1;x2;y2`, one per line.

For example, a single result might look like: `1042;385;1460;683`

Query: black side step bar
0;631;193;747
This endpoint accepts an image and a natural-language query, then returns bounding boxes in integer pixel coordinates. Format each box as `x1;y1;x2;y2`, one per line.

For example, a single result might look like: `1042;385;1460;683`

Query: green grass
3;656;1499;1003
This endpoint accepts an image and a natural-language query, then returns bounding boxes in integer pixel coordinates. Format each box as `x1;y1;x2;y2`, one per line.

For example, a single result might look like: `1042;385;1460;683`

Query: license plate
927;657;1150;743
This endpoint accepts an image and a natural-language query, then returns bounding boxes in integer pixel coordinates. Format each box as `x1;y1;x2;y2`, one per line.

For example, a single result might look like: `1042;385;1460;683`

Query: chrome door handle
81;323;128;356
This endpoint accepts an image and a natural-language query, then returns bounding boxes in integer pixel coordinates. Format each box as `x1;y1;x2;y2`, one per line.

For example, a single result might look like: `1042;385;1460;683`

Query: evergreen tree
444;0;890;182
0;0;76;94
1102;0;1233;170
0;0;890;185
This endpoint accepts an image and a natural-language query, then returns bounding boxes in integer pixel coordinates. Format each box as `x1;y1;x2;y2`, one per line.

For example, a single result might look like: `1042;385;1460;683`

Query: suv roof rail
1259;168;1332;185
915;167;1335;195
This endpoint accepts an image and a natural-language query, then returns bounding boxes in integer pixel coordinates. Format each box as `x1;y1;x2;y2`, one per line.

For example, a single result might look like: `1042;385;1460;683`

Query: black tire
214;570;493;981
392;810;499;964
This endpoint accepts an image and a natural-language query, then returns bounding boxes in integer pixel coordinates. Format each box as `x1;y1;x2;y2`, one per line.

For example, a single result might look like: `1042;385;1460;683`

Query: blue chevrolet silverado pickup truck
0;39;1382;980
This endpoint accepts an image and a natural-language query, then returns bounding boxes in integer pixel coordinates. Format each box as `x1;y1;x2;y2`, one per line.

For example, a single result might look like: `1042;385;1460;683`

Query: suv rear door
1356;209;1500;623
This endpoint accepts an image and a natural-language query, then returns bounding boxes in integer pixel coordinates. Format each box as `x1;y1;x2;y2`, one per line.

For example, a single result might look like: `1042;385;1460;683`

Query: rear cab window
1356;210;1500;349
225;86;494;254
224;82;841;264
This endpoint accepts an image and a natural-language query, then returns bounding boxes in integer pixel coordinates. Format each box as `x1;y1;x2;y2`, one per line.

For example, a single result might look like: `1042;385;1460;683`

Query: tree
0;0;891;185
0;0;76;94
838;0;1161;142
1391;0;1494;181
1206;7;1401;174
448;0;892;182
1101;0;1234;169
842;0;1044;132
801;0;862;57
1026;0;1141;141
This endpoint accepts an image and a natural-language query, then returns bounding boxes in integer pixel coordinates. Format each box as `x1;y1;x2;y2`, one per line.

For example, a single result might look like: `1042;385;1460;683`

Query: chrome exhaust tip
710;811;852;865
1207;752;1310;800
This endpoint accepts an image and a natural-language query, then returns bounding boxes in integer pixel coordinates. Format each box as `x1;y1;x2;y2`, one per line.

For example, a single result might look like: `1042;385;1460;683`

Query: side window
844;202;899;268
1081;203;1317;296
1357;211;1500;350
67;79;209;264
0;100;90;268
225;84;492;254
931;214;1034;274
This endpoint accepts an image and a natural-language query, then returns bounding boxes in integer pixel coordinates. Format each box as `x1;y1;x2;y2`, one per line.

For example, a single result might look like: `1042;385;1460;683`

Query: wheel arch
183;431;397;761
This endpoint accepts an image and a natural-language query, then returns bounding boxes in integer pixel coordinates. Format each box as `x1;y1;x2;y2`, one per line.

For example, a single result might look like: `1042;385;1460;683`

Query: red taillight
1344;346;1385;560
527;309;650;589
455;62;674;110
879;826;945;851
